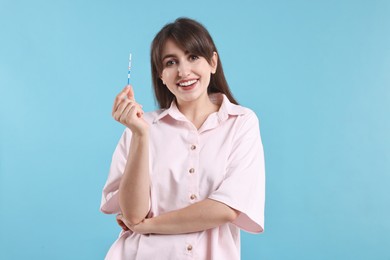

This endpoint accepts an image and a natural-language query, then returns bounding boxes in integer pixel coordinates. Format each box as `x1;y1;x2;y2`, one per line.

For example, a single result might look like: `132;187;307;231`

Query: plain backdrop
1;0;389;259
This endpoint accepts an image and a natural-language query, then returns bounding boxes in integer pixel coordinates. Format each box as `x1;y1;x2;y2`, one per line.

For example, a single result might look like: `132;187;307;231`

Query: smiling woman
150;17;238;109
100;17;265;260
159;39;219;124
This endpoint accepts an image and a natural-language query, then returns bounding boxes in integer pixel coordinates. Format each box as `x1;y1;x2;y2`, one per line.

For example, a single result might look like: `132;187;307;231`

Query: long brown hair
150;17;238;109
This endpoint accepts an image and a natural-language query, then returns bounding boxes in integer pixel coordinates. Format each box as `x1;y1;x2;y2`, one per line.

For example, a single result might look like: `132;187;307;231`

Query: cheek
195;61;212;74
162;69;175;80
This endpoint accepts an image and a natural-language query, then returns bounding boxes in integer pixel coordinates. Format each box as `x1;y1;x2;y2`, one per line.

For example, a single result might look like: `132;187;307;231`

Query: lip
177;79;198;91
176;78;199;86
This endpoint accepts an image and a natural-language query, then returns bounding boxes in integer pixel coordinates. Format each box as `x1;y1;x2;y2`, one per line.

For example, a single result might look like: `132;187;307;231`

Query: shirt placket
187;129;199;204
185;128;200;257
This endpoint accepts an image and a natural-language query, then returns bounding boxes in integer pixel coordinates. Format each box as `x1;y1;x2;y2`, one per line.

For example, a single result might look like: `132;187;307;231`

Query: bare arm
112;86;150;225
119;134;150;225
124;198;239;235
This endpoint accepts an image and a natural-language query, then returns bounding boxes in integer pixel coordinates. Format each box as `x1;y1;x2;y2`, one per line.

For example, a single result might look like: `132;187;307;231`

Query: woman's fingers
118;101;143;123
113;93;142;116
111;86;148;133
118;102;134;122
126;85;135;100
112;86;134;114
113;98;144;124
113;98;132;120
116;214;130;231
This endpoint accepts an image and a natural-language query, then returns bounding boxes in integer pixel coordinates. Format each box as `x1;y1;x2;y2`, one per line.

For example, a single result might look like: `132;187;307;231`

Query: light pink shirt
100;93;265;260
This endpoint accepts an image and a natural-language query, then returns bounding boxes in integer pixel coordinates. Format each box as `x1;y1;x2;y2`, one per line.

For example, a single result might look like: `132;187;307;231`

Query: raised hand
112;85;149;136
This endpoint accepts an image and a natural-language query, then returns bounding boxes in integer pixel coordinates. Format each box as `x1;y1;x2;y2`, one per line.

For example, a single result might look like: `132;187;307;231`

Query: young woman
100;17;265;260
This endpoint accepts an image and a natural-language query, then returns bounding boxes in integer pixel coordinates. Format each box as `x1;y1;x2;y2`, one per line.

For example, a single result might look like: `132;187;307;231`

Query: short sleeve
100;129;131;214
208;111;265;233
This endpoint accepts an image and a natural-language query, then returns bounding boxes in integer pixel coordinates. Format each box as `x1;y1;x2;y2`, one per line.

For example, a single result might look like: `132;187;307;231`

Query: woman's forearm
119;133;150;225
133;199;239;235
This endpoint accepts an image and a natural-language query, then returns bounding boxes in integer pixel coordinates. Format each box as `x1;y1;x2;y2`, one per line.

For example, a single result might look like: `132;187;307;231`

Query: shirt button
190;194;197;200
190;145;196;150
187;245;193;251
189;168;195;174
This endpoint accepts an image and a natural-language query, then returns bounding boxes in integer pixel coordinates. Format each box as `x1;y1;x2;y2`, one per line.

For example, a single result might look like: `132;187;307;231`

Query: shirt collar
154;93;247;123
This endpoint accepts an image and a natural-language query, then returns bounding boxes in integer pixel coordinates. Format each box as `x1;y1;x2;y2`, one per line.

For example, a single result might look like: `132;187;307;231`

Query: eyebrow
162;54;177;61
162;50;190;61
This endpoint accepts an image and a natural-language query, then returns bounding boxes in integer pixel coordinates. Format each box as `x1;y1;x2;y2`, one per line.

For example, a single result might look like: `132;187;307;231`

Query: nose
177;60;190;78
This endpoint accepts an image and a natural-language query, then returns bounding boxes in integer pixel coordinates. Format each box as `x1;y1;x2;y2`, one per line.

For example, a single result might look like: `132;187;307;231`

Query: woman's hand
112;85;149;136
116;214;151;234
116;213;130;231
129;219;152;235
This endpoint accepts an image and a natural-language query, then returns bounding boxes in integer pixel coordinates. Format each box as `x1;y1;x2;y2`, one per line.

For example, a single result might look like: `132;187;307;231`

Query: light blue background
1;0;389;259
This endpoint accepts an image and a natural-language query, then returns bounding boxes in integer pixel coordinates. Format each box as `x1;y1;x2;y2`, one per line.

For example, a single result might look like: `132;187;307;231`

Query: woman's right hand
112;85;149;136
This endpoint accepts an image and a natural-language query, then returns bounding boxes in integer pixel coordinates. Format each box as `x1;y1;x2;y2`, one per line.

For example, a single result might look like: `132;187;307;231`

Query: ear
210;52;218;74
160;75;166;85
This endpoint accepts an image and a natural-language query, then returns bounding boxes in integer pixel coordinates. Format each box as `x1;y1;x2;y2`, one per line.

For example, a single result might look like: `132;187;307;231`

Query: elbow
119;202;149;226
122;215;145;226
210;199;240;223
225;208;240;222
118;197;150;226
120;205;149;226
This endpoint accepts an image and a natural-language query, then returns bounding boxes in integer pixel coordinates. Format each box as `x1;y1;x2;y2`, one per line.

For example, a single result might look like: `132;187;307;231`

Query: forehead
161;39;188;58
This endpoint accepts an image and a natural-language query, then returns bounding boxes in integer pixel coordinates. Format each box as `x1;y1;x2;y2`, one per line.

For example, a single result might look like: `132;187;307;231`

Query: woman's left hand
116;214;151;235
129;219;151;235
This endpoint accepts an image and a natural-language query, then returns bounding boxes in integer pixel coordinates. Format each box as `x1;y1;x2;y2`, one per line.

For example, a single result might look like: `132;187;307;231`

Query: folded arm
122;198;239;235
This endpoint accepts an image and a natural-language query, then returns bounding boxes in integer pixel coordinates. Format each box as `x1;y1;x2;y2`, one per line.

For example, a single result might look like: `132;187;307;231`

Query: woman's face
160;39;217;105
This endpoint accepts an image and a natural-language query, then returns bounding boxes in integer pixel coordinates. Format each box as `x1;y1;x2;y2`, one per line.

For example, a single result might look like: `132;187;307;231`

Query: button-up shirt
100;93;265;260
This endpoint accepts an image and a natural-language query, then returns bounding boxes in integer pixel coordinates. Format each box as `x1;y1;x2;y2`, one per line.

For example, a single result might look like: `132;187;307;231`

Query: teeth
179;80;197;87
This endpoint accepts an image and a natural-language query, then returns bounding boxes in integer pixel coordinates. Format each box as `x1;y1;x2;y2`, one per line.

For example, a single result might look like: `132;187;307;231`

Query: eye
165;59;177;67
189;55;199;61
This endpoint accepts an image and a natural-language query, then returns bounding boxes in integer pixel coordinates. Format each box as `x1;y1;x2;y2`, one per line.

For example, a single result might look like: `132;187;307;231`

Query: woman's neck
176;95;220;129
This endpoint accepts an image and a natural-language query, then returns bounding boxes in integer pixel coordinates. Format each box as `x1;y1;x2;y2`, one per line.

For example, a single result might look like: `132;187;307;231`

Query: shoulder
232;104;260;126
218;93;260;124
228;105;262;140
213;95;255;126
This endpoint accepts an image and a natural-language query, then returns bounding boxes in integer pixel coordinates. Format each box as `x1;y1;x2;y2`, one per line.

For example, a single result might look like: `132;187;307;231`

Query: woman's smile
177;79;199;91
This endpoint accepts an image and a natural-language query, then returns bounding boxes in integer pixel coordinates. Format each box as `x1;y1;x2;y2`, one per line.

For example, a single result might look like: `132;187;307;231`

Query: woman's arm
112;86;150;225
126;198;239;235
119;134;150;226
